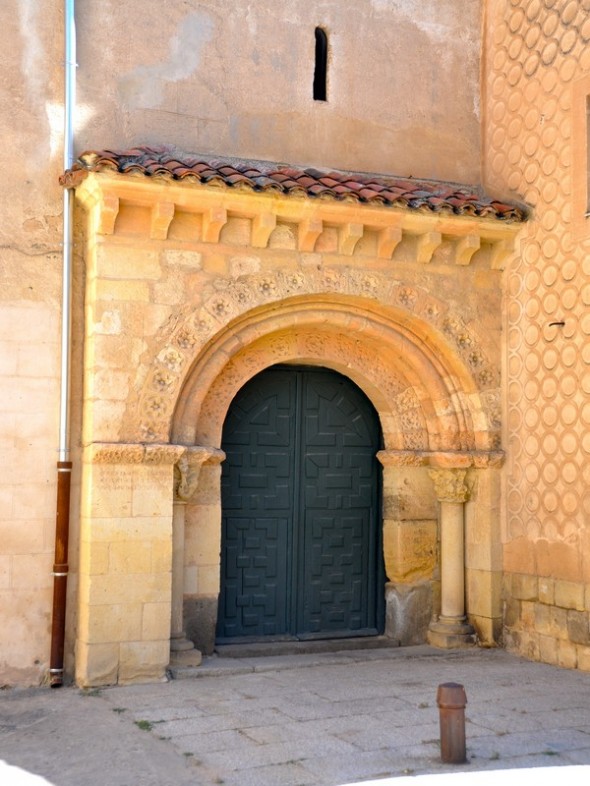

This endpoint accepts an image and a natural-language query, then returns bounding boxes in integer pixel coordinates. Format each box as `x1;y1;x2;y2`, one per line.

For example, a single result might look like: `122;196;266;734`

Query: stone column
170;447;221;667
427;468;475;648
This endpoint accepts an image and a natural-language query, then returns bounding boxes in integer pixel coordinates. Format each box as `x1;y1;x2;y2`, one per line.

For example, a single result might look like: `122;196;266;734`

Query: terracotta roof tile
61;146;527;222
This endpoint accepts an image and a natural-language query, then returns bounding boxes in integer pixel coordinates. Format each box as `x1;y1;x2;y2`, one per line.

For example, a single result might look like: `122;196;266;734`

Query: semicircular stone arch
125;268;500;451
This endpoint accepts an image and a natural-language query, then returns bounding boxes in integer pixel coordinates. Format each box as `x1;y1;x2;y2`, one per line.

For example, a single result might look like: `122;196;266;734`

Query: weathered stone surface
385;581;433;645
534;603;568;640
567;610;590;646
511;573;538;602
383;519;437;583
555;580;586;612
184;596;218;655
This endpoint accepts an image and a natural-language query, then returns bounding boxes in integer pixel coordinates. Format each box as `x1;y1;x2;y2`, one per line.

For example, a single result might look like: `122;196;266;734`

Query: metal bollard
436;682;467;764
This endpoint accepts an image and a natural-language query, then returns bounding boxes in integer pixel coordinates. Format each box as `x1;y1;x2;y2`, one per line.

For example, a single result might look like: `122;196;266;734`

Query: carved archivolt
124;268;499;450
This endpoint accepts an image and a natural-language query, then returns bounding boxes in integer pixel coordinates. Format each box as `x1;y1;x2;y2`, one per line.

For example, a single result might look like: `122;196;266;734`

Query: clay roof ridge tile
254;176;282;191
304;167;329;179
278;167;305;178
285;185;308;197
293;175;318;188
65;148;526;222
223;173;252;186
270;173;290;184
307;184;332;195
319;177;340;187
341;180;364;192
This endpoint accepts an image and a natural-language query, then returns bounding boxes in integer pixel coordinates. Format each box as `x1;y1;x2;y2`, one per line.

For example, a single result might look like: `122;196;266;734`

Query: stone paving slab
1;647;590;786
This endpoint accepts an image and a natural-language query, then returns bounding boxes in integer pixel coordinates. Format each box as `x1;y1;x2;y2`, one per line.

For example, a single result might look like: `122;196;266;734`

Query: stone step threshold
168;639;482;680
216;634;398;659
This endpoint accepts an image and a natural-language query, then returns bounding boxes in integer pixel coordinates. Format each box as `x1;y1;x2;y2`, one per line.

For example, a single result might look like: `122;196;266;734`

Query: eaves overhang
63;146;526;268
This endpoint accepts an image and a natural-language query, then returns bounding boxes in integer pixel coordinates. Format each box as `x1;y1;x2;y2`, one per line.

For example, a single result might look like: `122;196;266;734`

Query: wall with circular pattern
486;0;590;668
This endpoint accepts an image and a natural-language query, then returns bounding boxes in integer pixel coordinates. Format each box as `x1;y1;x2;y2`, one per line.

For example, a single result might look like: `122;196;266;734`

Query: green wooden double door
217;366;384;642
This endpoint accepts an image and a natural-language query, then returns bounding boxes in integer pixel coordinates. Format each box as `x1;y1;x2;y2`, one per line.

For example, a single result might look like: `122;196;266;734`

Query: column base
169;634;202;667
427;617;475;649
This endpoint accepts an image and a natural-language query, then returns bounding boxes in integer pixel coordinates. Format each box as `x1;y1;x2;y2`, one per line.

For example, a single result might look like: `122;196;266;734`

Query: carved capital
174;446;225;502
428;468;469;503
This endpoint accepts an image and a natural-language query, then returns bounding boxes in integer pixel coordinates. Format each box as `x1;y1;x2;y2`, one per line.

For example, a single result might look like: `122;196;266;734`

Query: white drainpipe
49;0;76;687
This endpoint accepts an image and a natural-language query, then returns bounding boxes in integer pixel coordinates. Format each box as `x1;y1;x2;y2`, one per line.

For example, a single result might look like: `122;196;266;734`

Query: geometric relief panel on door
305;380;374;448
301;512;369;635
304;452;374;510
219;516;289;638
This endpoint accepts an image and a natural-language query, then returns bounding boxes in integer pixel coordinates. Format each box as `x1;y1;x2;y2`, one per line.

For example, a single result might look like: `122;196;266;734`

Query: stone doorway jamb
427;467;475;647
171;446;224;667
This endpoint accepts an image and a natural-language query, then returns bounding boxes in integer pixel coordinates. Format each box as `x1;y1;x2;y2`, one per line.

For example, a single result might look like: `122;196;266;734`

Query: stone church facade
1;1;589;686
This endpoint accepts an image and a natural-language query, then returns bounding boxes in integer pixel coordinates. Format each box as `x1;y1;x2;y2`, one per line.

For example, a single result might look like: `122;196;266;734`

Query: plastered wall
0;1;64;685
74;0;482;182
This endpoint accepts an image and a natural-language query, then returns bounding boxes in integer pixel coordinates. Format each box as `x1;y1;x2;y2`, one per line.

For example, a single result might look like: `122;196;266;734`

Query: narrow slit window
314;27;328;101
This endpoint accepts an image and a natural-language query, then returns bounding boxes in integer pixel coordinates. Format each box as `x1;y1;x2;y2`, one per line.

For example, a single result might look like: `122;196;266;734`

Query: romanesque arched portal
71;156;520;686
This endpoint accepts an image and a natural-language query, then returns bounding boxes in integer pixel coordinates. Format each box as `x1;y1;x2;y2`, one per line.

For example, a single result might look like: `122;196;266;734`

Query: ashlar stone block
577;645;590;673
511;573;538;602
118;640;169;685
75;642;119;688
85;603;143;644
554;579;585;611
566;610;590;646
538;634;558;666
142;602;172;641
534;603;568;640
557;639;578;669
382;519;437;583
538;577;555;605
